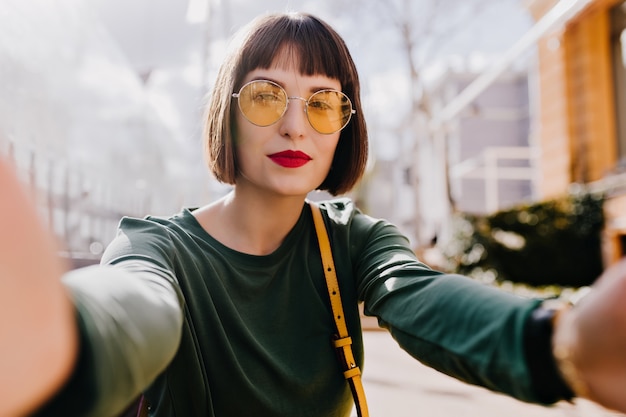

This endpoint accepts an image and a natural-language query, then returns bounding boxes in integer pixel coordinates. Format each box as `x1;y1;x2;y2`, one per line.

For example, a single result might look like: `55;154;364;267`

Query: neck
194;190;308;256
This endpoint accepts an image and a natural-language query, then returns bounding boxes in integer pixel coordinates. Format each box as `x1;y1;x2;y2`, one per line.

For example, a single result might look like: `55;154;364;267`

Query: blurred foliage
443;189;605;287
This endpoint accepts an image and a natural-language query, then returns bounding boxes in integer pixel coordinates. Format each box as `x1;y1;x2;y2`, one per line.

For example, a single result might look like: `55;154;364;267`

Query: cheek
232;113;258;153
232;110;246;142
320;136;341;164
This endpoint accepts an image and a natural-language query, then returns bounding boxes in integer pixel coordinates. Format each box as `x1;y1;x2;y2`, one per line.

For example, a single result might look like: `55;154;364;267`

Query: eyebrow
249;76;340;93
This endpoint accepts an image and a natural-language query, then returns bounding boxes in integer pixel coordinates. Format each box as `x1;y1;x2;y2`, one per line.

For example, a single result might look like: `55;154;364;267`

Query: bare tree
336;0;498;247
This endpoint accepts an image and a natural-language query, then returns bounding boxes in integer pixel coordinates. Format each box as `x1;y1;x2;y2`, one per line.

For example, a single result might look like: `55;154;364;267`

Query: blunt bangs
235;14;349;89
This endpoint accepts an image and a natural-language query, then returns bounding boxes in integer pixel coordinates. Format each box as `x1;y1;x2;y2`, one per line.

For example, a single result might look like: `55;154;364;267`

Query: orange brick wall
565;9;618;183
532;1;619;197
528;0;625;265
536;32;573;198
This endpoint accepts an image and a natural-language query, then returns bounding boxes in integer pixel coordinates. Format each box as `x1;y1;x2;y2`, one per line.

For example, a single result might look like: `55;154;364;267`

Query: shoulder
314;196;369;226
102;209;196;264
117;208;196;237
315;197;402;240
315;197;356;224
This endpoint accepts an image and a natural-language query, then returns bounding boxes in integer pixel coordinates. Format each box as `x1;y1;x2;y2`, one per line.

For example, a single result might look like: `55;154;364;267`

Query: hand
552;258;626;413
0;159;77;416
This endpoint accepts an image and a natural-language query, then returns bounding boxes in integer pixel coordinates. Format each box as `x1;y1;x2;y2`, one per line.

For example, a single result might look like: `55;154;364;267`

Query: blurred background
3;1;626;415
1;0;626;289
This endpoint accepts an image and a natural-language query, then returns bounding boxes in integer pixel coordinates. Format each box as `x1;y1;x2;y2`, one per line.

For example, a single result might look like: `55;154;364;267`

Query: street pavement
359;330;623;417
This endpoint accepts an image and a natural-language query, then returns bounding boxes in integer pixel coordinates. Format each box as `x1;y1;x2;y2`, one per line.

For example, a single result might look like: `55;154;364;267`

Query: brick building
527;0;626;264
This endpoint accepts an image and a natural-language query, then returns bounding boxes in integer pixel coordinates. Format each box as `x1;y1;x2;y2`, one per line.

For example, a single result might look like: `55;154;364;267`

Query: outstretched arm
0;159;78;416
350;206;626;408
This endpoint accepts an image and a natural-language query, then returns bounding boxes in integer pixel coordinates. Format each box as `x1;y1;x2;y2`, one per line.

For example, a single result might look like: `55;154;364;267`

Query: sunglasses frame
232;79;356;135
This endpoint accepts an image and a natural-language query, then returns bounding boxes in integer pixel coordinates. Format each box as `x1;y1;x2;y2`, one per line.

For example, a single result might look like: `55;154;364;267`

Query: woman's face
233;65;342;198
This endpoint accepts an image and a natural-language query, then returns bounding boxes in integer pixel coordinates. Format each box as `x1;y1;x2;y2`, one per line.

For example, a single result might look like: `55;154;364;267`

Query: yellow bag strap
310;202;369;417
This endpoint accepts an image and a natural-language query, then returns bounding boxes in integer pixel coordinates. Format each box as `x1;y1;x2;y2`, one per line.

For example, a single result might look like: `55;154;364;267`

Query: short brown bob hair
204;12;368;196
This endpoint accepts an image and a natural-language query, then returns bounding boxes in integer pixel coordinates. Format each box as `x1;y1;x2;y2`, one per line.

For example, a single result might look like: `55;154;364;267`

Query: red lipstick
268;150;312;168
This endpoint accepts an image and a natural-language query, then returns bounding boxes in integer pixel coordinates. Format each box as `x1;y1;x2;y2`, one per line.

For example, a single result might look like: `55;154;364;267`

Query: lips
268;150;312;168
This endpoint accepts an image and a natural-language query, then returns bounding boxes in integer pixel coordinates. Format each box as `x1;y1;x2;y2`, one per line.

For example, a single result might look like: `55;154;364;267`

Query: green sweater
41;199;557;417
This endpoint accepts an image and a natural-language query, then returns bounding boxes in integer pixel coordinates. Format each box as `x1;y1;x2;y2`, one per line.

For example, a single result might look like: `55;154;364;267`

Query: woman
4;12;626;417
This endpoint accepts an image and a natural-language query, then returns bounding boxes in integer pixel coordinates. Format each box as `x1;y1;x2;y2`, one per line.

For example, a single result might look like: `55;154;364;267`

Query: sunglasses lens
237;81;287;126
307;91;354;134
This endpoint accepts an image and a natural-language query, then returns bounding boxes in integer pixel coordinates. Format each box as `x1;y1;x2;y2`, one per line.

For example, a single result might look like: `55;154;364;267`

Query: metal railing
1;139;150;264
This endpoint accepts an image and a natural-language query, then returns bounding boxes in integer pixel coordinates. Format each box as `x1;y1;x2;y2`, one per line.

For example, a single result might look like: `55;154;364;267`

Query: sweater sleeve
35;216;185;417
44;263;184;417
348;212;562;404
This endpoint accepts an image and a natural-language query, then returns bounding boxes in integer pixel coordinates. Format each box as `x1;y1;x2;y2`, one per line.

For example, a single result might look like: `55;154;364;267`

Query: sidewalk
361;330;623;417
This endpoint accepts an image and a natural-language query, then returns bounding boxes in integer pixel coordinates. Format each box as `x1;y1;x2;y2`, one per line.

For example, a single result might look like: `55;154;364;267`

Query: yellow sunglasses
232;80;355;135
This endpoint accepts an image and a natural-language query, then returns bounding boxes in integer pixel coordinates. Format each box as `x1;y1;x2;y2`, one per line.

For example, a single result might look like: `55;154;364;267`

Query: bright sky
88;0;533;160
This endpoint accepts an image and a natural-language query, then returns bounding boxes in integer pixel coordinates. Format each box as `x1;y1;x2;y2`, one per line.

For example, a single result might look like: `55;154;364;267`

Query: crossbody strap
310;202;369;417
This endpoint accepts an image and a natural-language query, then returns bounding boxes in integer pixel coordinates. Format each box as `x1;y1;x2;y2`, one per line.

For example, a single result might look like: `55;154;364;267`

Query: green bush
443;190;605;288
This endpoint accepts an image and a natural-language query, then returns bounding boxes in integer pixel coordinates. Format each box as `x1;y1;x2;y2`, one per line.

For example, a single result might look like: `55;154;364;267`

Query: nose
279;96;308;138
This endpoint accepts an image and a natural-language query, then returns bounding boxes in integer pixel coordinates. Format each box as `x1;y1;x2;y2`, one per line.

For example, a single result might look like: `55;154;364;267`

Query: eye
308;90;346;113
253;91;283;104
308;99;333;111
